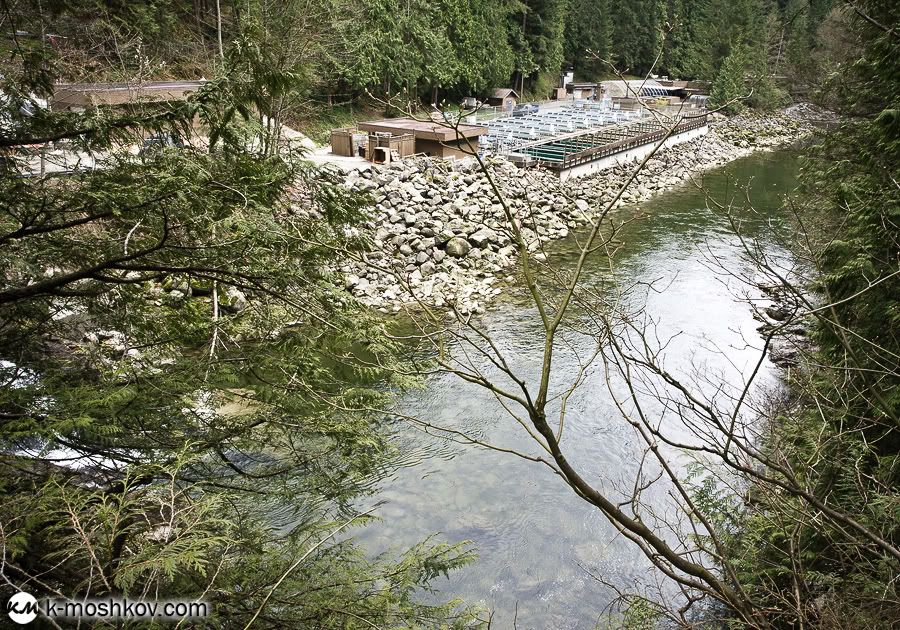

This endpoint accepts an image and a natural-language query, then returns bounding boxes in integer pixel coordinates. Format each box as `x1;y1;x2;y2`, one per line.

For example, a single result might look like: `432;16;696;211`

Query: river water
358;148;801;628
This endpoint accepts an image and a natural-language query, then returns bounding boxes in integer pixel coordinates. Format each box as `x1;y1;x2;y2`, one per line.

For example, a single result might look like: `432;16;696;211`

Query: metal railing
481;106;644;155
520;114;708;170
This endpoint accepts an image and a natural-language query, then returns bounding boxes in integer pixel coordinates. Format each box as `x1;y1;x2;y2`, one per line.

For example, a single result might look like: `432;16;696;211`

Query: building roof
490;88;519;100
357;118;487;142
50;80;207;109
600;79;665;99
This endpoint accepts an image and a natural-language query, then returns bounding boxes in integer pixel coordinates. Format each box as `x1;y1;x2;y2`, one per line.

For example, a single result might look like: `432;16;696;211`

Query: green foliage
341;0;517;101
710;44;751;113
810;1;900;424
564;0;612;78
444;0;518;94
661;0;690;77
521;0;568;75
561;0;820;92
620;597;662;630
0;5;480;626
15;0;834;109
712;0;900;624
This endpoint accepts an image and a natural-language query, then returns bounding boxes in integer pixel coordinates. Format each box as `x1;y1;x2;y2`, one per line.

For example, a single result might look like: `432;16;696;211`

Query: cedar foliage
0;4;478;627
11;0;832;104
707;0;900;624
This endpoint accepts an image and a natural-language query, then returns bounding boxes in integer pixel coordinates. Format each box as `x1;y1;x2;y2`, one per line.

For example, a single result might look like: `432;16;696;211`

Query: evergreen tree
709;42;750;113
611;1;645;72
662;0;690;77
727;0;900;623
564;0;612;78
0;6;477;626
524;0;568;74
782;0;816;85
683;0;768;79
440;0;517;95
642;0;669;72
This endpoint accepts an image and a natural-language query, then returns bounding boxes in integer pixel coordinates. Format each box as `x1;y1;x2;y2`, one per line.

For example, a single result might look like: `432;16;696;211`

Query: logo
7;592;38;625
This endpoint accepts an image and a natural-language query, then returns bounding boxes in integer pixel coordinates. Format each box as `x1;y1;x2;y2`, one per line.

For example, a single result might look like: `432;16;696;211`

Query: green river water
358;148;802;628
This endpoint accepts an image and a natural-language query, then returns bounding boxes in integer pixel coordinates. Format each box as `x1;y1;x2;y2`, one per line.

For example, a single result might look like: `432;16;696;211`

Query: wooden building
50;80;207;111
357;118;488;160
486;88;518;111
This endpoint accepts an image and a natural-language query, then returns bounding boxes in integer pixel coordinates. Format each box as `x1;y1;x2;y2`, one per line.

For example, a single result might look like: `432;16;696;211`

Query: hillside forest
15;0;834;112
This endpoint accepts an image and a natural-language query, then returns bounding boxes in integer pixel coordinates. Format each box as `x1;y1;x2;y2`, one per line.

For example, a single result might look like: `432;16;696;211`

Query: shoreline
337;105;822;314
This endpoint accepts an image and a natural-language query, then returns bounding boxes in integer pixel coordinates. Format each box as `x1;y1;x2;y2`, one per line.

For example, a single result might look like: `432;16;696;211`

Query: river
358;148;801;628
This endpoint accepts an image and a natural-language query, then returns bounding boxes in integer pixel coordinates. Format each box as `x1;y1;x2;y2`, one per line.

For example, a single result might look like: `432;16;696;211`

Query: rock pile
336;110;813;314
710;110;809;149
754;282;812;368
783;101;840;124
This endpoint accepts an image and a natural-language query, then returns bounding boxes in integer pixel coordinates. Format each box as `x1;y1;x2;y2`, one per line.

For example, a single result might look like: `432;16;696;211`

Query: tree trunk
216;0;224;60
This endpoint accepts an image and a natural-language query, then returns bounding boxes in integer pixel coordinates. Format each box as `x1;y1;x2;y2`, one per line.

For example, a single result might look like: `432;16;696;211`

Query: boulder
435;229;455;244
765;306;791;322
446;237;471;258
468;227;496;248
225;287;248;312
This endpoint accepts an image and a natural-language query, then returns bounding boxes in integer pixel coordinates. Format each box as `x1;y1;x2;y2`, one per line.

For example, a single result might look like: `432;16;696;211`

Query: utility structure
516;113;708;180
326;81;709;176
482;103;708;180
357;117;488;160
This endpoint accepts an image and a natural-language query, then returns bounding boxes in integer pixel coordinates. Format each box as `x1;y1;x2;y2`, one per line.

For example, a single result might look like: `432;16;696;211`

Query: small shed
330;127;369;157
366;131;415;163
566;82;598;100
486;88;518;111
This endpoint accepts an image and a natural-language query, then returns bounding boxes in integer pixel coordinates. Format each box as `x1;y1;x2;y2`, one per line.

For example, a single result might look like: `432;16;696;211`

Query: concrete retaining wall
558;125;709;182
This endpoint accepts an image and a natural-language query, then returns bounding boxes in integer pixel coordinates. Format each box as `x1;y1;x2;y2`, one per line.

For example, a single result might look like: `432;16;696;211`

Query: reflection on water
358;149;801;628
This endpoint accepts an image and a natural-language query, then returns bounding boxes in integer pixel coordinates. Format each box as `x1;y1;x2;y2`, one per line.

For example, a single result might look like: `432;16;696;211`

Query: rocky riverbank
335;108;816;314
754;281;815;368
